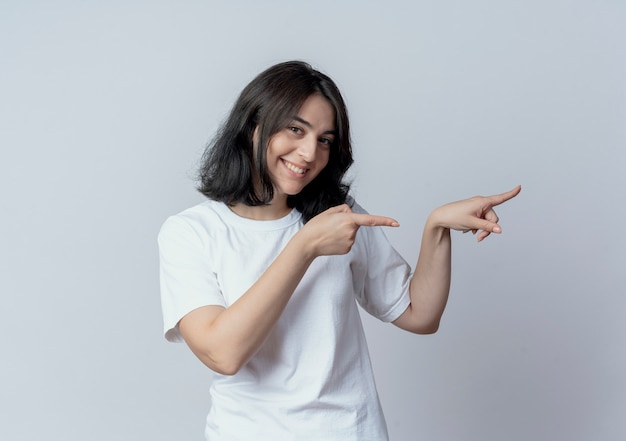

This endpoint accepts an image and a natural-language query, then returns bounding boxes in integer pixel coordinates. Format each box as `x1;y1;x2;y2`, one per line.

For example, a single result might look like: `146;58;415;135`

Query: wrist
424;209;451;241
290;229;318;263
426;207;448;230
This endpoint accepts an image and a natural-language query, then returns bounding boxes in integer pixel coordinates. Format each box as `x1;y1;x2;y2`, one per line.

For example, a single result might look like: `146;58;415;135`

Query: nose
297;136;317;163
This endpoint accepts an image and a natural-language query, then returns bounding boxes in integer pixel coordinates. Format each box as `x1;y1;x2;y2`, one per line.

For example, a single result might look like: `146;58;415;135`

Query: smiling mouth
283;159;307;175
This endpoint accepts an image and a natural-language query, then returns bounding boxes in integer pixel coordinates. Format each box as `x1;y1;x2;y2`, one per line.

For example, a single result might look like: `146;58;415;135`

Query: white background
1;1;624;440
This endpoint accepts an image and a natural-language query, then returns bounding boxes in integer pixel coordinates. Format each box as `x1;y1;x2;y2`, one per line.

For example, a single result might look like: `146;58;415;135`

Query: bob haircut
197;60;353;222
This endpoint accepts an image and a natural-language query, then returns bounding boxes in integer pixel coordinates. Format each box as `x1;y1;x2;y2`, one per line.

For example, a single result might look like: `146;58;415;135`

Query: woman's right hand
300;204;400;257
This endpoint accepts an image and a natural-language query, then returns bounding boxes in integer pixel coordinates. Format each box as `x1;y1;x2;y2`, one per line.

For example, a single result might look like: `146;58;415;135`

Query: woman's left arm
392;185;521;334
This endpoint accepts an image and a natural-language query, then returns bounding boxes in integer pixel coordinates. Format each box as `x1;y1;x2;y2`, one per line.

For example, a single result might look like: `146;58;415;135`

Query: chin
276;183;308;197
283;189;304;197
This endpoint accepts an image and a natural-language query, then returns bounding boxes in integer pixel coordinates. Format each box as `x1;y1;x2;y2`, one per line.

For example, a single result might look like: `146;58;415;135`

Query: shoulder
158;200;229;246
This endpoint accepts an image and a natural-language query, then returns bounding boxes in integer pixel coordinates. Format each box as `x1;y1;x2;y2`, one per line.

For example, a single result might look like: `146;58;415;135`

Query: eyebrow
292;116;337;135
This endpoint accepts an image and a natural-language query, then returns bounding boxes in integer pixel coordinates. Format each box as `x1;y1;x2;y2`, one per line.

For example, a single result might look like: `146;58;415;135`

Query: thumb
474;221;502;242
484;221;502;233
469;217;501;234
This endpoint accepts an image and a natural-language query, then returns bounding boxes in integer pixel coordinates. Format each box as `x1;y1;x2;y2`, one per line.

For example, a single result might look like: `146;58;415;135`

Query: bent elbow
202;356;245;376
211;363;241;376
408;319;441;335
200;350;251;376
393;304;444;335
416;322;440;335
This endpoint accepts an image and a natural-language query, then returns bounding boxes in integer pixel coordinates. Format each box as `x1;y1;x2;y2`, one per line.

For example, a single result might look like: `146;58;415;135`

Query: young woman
159;60;520;440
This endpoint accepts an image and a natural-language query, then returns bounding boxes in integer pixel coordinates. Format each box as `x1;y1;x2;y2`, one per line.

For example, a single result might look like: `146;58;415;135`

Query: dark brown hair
197;61;353;222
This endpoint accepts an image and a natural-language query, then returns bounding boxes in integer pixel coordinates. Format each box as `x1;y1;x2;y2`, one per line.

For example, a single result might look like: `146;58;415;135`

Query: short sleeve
351;201;412;322
158;215;226;342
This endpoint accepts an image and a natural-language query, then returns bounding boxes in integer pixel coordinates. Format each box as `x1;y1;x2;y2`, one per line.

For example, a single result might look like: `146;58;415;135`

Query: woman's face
263;94;336;200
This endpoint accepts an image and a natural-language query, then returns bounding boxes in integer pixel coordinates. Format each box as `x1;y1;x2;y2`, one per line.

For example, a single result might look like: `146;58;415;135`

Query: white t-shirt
158;199;412;441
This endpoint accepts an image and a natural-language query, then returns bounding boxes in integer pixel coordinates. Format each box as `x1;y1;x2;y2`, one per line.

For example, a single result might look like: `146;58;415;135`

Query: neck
229;197;291;220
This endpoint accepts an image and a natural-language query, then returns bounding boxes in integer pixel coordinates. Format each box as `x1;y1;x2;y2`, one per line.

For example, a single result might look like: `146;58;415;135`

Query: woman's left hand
429;185;521;242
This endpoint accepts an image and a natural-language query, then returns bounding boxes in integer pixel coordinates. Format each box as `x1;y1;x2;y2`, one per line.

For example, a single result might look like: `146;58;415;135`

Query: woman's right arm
177;205;399;375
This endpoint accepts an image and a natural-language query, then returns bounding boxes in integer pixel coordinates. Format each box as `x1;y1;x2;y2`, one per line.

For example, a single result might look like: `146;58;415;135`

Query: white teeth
285;161;305;174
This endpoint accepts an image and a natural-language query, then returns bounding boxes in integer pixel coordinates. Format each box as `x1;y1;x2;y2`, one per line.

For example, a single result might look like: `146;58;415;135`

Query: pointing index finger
351;213;400;227
488;185;522;206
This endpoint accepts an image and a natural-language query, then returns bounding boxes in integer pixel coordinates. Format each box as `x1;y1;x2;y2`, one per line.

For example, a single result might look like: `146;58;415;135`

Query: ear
251;125;260;155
